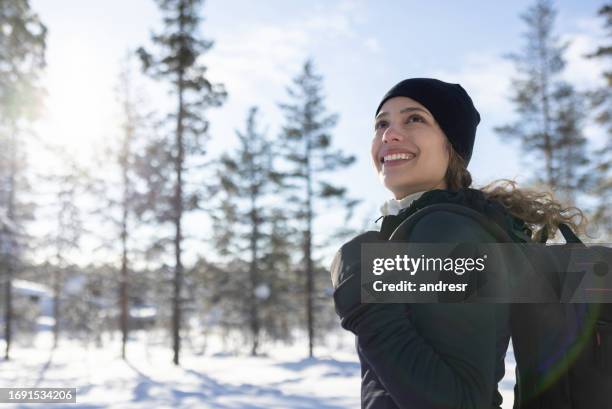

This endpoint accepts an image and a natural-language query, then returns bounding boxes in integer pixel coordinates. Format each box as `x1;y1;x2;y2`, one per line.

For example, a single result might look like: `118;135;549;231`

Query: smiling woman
329;77;591;409
371;96;450;200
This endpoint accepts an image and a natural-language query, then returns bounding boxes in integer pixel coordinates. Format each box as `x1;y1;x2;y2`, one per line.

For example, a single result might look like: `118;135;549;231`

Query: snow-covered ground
0;329;515;408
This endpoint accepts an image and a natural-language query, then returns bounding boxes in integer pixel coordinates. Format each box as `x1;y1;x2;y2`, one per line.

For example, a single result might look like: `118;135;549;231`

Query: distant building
129;304;157;330
7;279;54;330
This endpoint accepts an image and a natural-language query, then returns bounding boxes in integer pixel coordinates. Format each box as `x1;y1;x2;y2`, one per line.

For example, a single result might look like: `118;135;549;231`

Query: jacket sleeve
356;335;401;409
354;210;502;409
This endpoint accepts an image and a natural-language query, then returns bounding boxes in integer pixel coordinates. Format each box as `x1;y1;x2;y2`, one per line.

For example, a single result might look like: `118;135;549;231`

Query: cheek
370;137;380;166
419;136;449;170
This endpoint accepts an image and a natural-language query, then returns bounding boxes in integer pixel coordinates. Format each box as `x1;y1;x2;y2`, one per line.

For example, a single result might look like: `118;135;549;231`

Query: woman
329;78;587;409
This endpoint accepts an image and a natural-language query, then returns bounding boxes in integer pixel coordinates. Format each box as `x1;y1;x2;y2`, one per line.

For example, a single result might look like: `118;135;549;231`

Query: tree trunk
249;193;260;356
4;267;12;360
305;132;314;358
120;105;131;360
3;129;17;360
537;24;554;188
173;92;185;366
172;5;186;365
120;213;128;360
52;267;60;349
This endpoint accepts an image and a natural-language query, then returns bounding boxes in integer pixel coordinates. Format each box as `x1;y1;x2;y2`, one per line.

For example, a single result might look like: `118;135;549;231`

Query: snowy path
0;330;515;408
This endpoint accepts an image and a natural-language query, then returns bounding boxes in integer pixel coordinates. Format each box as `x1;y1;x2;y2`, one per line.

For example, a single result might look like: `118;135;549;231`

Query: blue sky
28;0;609;263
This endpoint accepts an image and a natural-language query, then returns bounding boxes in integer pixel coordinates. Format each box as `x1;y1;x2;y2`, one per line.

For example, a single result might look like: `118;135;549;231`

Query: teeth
383;152;415;163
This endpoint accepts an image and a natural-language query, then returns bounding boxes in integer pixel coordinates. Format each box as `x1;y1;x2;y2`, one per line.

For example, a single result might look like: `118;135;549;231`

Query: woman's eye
406;114;424;123
375;121;388;130
375;115;423;130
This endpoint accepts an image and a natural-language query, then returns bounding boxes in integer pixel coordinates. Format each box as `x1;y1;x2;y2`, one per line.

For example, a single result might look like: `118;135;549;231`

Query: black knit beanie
375;78;480;166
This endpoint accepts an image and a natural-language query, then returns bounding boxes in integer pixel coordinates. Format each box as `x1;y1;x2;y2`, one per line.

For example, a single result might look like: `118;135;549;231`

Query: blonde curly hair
444;142;588;242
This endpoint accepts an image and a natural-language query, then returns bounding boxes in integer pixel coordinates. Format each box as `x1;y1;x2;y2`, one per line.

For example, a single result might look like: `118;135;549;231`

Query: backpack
387;202;612;409
510;223;612;409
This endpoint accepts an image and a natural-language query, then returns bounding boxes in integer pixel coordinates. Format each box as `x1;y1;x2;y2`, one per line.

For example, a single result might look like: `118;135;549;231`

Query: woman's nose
381;126;404;144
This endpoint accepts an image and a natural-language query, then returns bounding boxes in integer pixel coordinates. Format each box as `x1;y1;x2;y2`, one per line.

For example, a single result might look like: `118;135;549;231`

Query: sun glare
35;41;117;158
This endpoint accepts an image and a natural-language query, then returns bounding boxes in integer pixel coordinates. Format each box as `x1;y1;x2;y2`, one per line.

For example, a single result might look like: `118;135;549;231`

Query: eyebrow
375;107;431;121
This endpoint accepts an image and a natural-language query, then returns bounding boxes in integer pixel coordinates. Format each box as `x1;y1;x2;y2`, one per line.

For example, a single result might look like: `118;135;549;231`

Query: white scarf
379;190;426;216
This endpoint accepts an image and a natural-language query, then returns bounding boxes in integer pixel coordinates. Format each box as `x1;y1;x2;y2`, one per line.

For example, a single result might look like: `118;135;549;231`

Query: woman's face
371;96;449;199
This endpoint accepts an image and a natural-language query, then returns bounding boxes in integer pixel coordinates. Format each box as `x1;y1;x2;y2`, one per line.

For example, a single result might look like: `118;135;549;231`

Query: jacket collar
375;187;533;242
379;190;427;216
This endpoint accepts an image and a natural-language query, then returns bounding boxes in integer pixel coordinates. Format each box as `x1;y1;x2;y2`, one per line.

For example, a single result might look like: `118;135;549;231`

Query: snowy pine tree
0;0;46;360
136;0;227;365
585;3;612;239
205;106;296;355
494;0;591;203
277;59;359;357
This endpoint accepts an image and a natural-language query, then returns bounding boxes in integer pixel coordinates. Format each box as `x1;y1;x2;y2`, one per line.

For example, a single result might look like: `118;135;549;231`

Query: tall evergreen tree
116;55;138;361
585;3;612;239
494;0;591;202
550;83;590;205
206;106;295;355
90;52;151;359
38;150;87;349
136;0;227;365
0;0;46;360
277;58;359;357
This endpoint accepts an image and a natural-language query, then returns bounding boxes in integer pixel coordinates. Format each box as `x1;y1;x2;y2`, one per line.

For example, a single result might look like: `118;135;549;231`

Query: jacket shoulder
392;204;513;243
402;188;533;243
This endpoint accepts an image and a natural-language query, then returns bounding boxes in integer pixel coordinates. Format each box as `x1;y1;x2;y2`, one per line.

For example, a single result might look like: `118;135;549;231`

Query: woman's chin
382;179;419;195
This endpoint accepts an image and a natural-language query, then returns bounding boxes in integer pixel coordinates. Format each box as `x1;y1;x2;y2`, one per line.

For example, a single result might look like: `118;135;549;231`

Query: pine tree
116;55;138;360
277;58;359;357
550;83;590;205
585;3;612;239
206;106;295;355
38;151;87;349
136;0;227;365
89;52;152;359
494;0;591;202
0;0;46;360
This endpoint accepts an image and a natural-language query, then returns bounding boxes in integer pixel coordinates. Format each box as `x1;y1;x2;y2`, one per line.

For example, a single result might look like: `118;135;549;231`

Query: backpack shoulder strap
558;223;583;244
541;222;584;246
389;203;516;243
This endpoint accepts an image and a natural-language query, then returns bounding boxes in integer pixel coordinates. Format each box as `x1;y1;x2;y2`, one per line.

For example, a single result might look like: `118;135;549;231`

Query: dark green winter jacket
357;187;532;409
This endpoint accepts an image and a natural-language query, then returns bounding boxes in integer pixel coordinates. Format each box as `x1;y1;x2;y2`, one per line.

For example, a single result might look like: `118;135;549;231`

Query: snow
0;329;516;408
11;279;51;297
129;306;157;319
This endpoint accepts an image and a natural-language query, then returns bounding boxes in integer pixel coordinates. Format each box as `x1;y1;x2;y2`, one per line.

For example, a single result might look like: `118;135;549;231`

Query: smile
382;152;416;163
